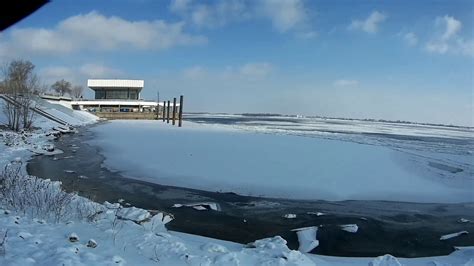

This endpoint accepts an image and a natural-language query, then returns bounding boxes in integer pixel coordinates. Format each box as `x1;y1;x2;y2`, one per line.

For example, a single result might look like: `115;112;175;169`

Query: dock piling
172;97;177;125
178;95;184;127
162;101;165;122
166;100;170;123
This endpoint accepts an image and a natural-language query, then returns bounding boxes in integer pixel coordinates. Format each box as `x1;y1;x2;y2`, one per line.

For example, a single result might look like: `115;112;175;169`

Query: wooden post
178;95;184;127
162;101;165;122
166;100;170;123
172;97;177;125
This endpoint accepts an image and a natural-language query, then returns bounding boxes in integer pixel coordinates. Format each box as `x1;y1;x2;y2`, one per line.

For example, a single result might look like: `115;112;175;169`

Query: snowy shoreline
1;104;473;264
12;125;474;265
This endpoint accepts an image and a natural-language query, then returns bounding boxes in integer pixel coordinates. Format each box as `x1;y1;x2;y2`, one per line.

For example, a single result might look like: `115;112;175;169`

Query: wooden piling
162;101;165;122
166;100;170;123
172;98;177;125
178;95;183;127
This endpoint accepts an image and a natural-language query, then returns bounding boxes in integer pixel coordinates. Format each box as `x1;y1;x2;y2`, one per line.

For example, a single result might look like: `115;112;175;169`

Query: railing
0;94;70;126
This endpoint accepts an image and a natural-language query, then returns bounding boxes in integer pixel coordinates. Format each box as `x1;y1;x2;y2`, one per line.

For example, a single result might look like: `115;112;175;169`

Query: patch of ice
283;214;297;219
340;224;359;233
307;212;325;216
117;207;151;223
440;231;469;240
173;202;220;211
291;226;319;253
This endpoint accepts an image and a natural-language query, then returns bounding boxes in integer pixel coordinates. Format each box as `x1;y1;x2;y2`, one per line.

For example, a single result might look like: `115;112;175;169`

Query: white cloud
40;63;123;85
182;65;207;79
403;32;418;46
170;0;193;13
0;11;207;57
425;15;473;57
41;66;77;84
181;62;273;80
170;0;249;28
169;0;311;35
439;15;461;41
239;62;273;78
349;11;387;34
258;0;309;33
79;63;123;78
333;79;359;87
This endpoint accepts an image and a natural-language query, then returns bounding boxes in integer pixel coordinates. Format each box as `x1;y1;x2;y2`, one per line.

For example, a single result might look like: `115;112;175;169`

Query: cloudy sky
0;0;473;126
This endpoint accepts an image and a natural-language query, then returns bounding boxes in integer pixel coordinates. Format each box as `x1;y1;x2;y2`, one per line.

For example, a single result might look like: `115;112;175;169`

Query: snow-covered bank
2;205;473;266
89;120;473;203
33;96;99;126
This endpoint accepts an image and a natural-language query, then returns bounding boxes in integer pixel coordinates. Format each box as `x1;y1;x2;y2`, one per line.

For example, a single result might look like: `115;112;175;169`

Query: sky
0;0;473;126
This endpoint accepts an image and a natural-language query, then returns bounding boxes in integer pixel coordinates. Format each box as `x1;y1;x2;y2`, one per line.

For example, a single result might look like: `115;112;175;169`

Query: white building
69;79;179;119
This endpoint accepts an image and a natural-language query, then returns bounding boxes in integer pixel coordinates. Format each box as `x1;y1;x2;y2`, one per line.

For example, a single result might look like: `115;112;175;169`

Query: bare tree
51;79;72;96
34;83;49;95
1;60;39;131
71;85;84;99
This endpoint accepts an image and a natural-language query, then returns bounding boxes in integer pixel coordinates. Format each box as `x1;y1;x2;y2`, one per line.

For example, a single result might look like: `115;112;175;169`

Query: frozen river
26;115;474;256
86;115;473;203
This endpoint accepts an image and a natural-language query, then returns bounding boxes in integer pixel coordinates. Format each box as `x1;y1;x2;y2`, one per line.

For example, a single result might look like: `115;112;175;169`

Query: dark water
27;125;474;258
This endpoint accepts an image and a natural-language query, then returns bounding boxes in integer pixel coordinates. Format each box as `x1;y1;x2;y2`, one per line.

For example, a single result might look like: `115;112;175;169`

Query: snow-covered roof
71;100;179;107
87;79;144;89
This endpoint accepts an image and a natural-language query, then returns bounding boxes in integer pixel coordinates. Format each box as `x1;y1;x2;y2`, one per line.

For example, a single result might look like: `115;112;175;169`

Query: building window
95;89;105;99
94;88;140;100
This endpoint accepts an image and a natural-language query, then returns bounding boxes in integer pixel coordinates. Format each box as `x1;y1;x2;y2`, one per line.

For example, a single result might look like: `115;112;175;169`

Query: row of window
95;89;139;100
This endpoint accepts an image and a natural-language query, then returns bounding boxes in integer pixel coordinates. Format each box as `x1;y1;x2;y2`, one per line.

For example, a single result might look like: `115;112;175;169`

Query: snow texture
89;120;474;203
369;254;402;266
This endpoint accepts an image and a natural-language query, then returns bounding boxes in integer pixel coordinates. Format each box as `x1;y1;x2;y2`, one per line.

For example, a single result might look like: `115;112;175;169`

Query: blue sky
0;0;472;126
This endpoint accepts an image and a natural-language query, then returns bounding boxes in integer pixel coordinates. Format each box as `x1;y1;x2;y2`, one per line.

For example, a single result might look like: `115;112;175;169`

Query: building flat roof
72;100;179;107
87;79;144;89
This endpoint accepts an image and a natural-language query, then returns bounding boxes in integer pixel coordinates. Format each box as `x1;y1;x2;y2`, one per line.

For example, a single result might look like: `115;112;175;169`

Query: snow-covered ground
89;120;473;203
2;203;473;266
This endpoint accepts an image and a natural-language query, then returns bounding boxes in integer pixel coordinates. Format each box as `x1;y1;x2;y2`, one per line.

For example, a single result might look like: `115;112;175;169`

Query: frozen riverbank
27;128;474;257
87;120;473;203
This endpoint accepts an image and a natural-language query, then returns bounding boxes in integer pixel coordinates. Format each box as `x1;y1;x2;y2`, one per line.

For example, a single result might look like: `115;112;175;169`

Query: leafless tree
34;83;49;95
51;79;72;96
71;85;84;99
1;60;39;131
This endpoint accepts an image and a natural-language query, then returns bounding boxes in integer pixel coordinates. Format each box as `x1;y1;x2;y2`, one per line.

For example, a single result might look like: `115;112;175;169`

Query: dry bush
0;161;75;222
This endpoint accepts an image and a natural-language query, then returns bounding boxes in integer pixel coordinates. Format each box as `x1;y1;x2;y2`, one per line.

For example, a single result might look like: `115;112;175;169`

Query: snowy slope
0;97;98;129
89;120;474;203
33;96;98;126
